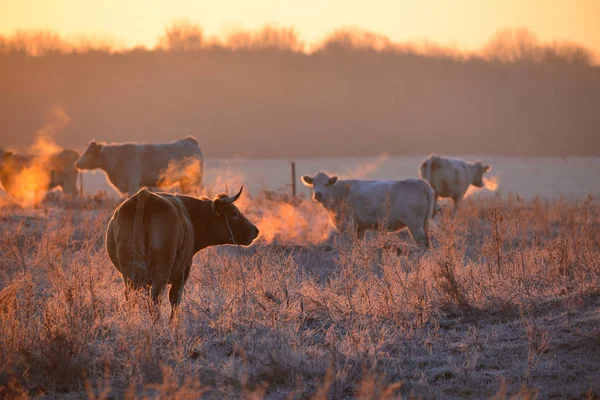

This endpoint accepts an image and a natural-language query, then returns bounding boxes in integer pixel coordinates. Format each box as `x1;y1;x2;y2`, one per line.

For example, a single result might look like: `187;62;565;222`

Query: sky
1;0;599;52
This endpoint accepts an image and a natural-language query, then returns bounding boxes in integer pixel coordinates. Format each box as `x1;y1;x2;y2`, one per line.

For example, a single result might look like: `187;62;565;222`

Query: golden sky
1;0;599;52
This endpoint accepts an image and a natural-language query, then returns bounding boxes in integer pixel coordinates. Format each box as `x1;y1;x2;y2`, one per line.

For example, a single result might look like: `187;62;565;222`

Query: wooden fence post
291;161;296;197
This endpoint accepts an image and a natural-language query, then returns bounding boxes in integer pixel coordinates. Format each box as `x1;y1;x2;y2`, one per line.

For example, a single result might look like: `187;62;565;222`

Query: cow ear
301;175;314;186
212;199;221;216
87;140;101;152
483;165;491;173
327;176;338;186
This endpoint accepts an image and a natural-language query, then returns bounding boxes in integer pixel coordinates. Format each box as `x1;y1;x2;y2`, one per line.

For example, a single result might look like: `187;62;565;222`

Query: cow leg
127;174;142;198
148;276;168;323
423;217;431;249
392;231;404;255
146;295;161;323
112;233;150;306
64;173;78;199
119;259;159;320
121;277;152;316
168;262;192;322
407;224;429;250
451;196;462;215
356;226;366;241
147;249;176;322
432;194;441;217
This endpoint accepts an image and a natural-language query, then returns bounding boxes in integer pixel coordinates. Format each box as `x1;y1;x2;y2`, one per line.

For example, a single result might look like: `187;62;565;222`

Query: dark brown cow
106;186;259;320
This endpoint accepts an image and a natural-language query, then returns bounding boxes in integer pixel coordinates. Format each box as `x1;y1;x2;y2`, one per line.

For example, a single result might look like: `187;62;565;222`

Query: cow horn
220;186;243;204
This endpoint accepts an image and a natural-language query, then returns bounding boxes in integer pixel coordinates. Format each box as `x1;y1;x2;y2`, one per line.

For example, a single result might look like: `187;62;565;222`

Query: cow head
302;172;338;206
75;141;103;170
211;186;259;246
471;161;491;187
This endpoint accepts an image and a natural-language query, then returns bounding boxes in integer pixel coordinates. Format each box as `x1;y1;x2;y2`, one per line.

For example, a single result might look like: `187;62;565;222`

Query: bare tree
157;20;204;51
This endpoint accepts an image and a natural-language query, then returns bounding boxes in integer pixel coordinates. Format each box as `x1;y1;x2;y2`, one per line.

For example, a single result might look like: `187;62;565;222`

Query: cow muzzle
314;192;323;202
224;215;260;246
238;225;259;246
248;226;260;244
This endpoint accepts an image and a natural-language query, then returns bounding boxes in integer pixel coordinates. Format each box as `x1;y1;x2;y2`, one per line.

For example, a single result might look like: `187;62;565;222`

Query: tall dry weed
0;193;598;398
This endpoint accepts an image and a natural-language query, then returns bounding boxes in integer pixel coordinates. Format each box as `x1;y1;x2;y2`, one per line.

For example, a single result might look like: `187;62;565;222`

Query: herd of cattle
0;136;491;317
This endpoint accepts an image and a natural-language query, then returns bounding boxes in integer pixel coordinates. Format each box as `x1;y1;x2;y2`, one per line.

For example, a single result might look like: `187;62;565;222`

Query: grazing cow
0;148;80;198
75;136;204;197
48;150;80;197
106;186;259;320
419;154;491;213
301;172;434;248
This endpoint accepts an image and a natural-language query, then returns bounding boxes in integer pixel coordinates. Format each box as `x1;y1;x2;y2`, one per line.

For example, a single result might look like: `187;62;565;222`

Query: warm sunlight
1;0;599;52
1;2;599;398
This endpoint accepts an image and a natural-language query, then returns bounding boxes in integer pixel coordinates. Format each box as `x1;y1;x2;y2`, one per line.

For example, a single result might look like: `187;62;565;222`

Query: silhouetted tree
157;20;204;51
316;27;395;53
224;26;303;52
483;28;594;65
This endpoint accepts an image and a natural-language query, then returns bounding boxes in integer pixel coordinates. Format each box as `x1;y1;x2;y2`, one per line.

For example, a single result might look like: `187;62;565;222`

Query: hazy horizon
2;5;599;159
1;24;599;159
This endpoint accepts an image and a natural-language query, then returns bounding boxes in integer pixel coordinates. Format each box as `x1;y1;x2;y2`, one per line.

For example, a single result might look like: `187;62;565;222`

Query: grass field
0;187;599;399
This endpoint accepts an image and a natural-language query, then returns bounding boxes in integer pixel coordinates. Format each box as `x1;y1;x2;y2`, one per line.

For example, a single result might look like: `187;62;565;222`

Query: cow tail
132;188;151;268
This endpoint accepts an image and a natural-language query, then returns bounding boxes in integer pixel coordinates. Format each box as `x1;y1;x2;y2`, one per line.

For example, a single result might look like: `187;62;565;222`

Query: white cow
75;136;204;197
301;171;435;248
419;154;491;213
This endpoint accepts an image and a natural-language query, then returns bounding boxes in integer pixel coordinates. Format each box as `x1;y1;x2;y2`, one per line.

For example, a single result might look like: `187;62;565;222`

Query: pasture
0;157;599;399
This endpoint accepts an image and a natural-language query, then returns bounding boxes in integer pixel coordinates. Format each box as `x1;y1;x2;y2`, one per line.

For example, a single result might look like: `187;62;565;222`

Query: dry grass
0;191;599;399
